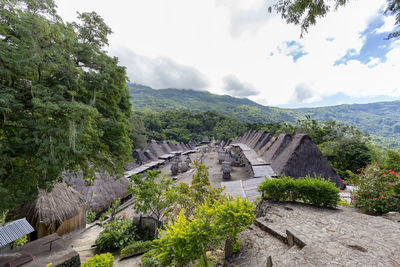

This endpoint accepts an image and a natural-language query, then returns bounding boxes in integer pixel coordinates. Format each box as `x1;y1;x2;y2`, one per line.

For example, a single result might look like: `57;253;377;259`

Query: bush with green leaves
258;176;340;208
348;164;400;215
153;197;254;267
12;235;28;248
95;217;140;252
120;240;154;258
87;211;97;224
82;253;114;267
141;250;161;267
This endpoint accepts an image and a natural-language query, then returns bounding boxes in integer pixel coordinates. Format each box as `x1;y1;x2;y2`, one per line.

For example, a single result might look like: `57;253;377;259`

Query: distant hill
128;83;400;147
128;84;298;123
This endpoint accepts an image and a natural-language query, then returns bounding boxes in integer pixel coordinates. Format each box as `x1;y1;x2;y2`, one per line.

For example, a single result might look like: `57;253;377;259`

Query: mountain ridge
128;83;400;147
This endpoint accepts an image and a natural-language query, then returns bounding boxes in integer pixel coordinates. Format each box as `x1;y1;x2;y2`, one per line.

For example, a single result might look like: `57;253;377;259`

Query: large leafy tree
0;0;132;211
269;0;400;39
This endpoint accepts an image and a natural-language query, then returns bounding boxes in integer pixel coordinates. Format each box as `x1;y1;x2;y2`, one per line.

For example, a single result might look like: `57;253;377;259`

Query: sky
55;0;400;108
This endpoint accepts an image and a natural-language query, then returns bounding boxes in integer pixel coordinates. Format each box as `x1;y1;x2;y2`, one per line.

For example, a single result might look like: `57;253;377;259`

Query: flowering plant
348;164;400;215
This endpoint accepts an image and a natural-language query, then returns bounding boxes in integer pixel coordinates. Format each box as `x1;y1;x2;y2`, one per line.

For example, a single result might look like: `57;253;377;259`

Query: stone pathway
230;200;400;266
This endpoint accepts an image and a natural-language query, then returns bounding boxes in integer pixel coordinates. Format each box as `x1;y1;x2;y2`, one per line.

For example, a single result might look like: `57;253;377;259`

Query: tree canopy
0;0;132;211
269;0;400;39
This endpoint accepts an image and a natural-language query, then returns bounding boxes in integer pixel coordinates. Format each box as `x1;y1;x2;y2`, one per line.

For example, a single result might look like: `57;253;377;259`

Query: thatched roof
257;135;277;157
253;132;272;152
271;134;344;188
261;133;292;163
63;171;130;213
7;183;86;231
144;140;165;158
248;131;265;149
161;141;173;153
132;149;150;165
167;141;178;151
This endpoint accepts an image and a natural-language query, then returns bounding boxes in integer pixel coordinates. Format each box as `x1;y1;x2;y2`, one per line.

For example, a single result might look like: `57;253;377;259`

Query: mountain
128;84;299;123
128;83;400;147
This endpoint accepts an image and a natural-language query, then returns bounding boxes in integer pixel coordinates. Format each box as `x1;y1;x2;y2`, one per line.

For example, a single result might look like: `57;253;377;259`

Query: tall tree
0;0;132;211
269;0;400;39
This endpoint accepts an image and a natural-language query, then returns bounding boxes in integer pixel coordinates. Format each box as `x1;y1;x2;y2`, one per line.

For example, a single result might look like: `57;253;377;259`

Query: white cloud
375;15;397;34
54;0;400;107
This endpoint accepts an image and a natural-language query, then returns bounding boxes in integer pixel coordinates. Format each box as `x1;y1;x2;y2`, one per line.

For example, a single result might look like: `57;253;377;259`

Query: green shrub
153;197;254;266
141;250;161;267
120;240;154;258
82;253;114;267
258;176;340;208
12;235;28;248
87;211;97;224
95;218;140;252
349;164;400;215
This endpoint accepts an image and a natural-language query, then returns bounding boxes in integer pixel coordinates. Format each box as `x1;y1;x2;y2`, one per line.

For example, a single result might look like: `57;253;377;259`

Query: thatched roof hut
64;171;130;213
260;133;292;163
160;141;173;153
247;131;263;148
253;132;273;152
144;140;165;158
167;141;178;151
7;183;86;239
132;149;151;165
257;135;277;157
271;134;344;188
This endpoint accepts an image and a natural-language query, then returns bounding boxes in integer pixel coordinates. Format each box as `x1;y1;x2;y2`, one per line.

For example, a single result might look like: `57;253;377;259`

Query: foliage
82;253;114;267
213;197;255;250
348;164;400;215
0;0;132;212
153;198;254;267
120;240;154;258
141;250;161;267
128;170;175;228
0;210;7;226
87;211;97;224
95;217;140;252
164;162;225;221
12;235;28;248
258;176;340;208
384;149;400;172
134;109;247;143
268;0;400;39
99;198;121;222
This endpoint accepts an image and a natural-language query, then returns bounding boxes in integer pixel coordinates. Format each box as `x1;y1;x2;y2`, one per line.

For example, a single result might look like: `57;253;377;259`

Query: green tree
0;0;132;212
269;0;400;39
128;170;175;230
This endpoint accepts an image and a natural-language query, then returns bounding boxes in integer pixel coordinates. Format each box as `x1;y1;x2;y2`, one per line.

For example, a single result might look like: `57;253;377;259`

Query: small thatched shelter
271;134;344;188
7;183;86;240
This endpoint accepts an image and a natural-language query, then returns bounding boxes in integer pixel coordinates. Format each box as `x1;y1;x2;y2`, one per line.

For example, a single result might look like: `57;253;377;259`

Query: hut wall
36;223;50;239
56;205;86;236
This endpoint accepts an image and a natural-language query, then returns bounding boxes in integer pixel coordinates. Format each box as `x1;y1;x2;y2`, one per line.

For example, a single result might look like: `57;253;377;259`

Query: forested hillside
128;84;298;123
129;83;400;147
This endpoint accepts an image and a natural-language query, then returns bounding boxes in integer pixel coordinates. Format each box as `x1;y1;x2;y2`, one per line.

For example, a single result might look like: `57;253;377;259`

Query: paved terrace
231;200;400;266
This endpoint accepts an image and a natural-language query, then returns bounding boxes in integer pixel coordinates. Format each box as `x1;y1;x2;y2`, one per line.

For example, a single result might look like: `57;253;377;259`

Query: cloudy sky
55;0;400;108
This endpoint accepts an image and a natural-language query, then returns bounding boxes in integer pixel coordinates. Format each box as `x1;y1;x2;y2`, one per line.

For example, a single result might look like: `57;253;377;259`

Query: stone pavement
230;200;400;267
